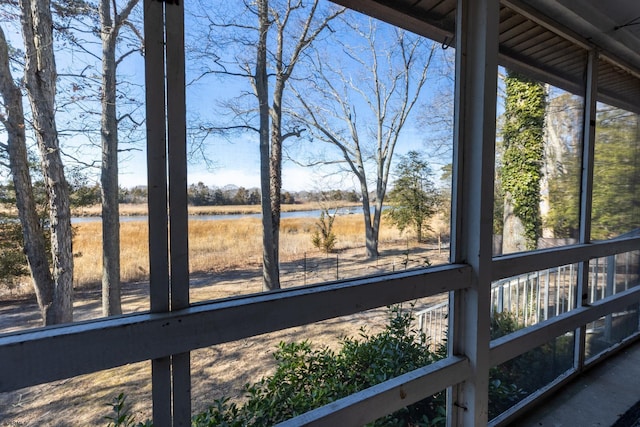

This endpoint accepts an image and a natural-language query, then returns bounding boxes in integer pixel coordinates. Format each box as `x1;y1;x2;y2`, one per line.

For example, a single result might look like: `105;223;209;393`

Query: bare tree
293;19;436;258
47;0;143;315
190;0;343;290
99;0;141;315
0;25;59;325
18;0;74;323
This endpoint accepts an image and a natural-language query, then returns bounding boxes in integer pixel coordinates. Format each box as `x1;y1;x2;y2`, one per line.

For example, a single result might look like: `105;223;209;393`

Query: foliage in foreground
488;311;574;419
194;306;446;426
105;393;151;427
107;308;575;426
107;307;447;427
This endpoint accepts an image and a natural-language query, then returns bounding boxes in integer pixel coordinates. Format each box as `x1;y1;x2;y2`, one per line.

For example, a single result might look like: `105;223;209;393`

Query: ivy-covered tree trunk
20;0;74;324
501;71;547;252
0;25;56;323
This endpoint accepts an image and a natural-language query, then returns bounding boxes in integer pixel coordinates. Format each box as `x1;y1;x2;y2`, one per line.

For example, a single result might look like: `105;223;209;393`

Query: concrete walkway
518;341;640;427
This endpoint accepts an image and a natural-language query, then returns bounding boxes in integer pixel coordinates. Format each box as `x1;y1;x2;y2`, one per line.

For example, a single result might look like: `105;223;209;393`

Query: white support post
449;0;499;424
576;50;598;370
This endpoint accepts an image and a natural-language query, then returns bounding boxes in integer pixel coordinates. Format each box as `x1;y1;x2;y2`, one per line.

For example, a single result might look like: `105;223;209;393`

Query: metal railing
417;251;640;346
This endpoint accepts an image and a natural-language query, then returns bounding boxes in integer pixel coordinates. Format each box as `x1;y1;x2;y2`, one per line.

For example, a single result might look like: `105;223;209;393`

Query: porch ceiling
334;0;640;112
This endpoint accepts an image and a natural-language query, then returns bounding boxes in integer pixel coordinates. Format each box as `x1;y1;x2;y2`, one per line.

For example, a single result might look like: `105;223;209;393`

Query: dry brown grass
0;211;451;426
72;214;411;288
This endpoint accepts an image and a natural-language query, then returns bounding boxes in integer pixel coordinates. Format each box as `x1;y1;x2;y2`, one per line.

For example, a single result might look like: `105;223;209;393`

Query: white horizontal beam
489;285;640;367
492;237;640;281
276;356;470;427
0;264;470;393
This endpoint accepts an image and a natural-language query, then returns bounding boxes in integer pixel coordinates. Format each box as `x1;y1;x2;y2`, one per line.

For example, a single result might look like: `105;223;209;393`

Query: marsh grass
72;214;412;288
0;211;450;425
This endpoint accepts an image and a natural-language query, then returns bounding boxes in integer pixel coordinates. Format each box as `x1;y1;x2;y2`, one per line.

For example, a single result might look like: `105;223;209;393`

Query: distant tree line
184;183;362;207
1;181;363;209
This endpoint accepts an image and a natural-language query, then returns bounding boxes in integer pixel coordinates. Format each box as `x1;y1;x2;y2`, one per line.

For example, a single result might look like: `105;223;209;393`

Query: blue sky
1;0;455;193
175;1;455;192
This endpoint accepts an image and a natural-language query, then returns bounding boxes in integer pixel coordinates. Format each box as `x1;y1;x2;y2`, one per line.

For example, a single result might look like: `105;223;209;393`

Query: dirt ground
0;244;449;426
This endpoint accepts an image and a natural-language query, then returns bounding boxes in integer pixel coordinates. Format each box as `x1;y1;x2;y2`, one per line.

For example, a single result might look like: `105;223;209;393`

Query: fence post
304;252;307;286
625;252;630;290
604;255;616;342
536;271;541;323
591;259;598;302
569;264;575;311
336;254;339;281
543;269;550;321
516;276;521;328
523;275;529;327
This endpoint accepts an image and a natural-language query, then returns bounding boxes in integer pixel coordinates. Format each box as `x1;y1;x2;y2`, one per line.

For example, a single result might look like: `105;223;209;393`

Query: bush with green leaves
193;306;446;426
488;310;574;419
0;218;28;289
105;393;152;427
0;181;53;291
108;307;571;425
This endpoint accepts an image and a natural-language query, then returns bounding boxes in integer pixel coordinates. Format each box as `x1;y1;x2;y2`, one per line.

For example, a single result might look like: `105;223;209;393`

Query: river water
71;206;364;223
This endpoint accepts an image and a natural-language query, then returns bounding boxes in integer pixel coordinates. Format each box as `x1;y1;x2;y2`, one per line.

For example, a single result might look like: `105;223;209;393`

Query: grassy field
0;202;449;296
0;206;450;425
72;213;410;288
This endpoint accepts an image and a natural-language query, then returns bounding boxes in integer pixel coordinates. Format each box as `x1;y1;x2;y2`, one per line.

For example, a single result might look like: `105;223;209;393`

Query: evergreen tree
591;107;640;239
385;151;440;243
542;92;582;240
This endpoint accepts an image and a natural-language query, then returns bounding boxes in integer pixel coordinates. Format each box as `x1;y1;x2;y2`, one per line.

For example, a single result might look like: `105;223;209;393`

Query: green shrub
488;310;574;419
194;306;446;426
311;209;337;253
105;393;151;427
110;308;569;425
0;219;28;289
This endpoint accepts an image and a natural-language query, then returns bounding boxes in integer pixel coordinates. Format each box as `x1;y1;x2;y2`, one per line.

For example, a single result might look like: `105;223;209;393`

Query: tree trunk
20;0;73;324
0;25;56;324
502;195;527;253
360;185;379;259
100;0;122;315
256;0;279;291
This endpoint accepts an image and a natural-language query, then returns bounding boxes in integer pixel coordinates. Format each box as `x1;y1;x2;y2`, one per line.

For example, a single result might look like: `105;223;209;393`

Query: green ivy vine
501;71;547;250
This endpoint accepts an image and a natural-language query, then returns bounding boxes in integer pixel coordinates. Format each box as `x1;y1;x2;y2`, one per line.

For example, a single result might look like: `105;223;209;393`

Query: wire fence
278;245;445;288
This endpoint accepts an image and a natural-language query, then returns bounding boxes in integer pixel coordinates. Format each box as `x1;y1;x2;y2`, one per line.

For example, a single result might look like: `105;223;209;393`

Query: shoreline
67;201;363;218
